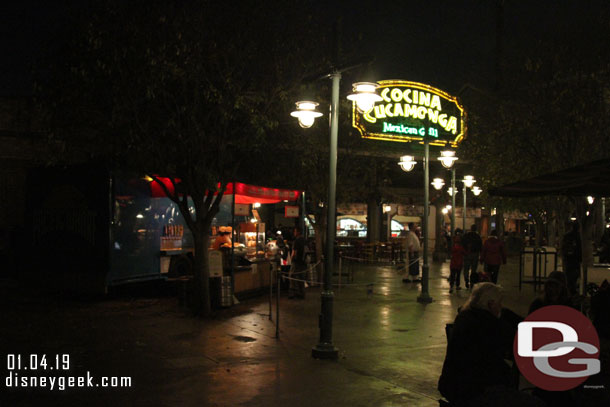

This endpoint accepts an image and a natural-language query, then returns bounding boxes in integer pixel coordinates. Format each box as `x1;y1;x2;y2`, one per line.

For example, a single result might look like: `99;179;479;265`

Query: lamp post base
418;264;433;303
312;344;339;359
417;294;433;303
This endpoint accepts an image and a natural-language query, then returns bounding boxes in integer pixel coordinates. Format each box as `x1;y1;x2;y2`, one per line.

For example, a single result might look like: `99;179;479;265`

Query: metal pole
276;265;280;339
603;197;607;228
451;168;456;244
301;191;307;238
269;264;273;321
312;71;340;359
463;184;467;232
418;139;432;303
230;183;236;295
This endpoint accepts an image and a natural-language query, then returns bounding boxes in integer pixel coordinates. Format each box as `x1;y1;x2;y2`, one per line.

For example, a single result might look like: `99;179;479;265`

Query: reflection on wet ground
2;257;542;407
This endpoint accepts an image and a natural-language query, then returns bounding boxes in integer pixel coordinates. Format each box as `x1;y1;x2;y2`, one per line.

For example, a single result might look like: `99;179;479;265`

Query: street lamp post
292;70;380;360
421;139;431;302
451;168;456;240
463;183;467;231
461;175;476;232
399;148;457;302
311;71;341;359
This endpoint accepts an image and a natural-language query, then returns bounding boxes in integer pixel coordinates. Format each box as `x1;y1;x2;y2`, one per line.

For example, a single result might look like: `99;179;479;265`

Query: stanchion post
276;266;280;339
269;262;273;321
417;138;433;303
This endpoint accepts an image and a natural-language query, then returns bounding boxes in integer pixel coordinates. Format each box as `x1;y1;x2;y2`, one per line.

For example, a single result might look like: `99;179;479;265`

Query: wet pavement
0;256;570;406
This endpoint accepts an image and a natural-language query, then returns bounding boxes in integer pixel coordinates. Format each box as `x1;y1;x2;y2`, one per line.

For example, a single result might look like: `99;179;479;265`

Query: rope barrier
341;255;421;267
280;272;378;287
279;256;421;287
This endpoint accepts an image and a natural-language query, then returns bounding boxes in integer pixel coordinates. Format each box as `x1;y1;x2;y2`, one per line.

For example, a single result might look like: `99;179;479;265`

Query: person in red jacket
449;235;466;293
480;230;507;284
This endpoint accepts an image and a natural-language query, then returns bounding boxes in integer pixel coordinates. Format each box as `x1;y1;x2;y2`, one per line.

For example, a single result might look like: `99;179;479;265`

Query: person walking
480;230;507;284
561;221;582;296
449;235;466;293
462;224;483;289
403;222;421;283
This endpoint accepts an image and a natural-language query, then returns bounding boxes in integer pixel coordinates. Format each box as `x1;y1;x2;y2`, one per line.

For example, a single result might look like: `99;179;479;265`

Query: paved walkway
2;256;539;406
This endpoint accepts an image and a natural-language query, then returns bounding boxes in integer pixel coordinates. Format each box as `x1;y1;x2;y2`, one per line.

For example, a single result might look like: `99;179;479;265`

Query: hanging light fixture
398;155;417;172
587;196;595;205
347;82;382;113
437;150;458;168
447;187;457;196
431;178;445;190
462;175;476;188
290;101;323;128
471;186;482;196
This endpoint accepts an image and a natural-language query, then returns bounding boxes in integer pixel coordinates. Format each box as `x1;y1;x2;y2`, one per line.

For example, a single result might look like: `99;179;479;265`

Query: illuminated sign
352;80;466;147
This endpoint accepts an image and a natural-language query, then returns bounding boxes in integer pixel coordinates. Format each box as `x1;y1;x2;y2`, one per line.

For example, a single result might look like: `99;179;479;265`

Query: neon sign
352;80;466;147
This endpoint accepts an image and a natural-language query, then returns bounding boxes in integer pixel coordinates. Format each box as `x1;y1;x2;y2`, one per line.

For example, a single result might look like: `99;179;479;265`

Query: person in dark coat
449;235;466;293
528;270;575;314
438;283;542;407
599;228;610;263
462;224;483;288
439;283;510;402
289;228;307;299
561;221;582;295
480;230;507;284
527;271;580;407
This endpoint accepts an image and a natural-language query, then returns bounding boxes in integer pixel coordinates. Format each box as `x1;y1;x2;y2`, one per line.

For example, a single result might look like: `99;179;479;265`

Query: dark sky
2;0;608;97
341;0;610;94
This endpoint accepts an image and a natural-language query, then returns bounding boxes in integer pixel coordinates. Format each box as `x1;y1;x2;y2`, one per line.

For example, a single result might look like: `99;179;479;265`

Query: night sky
2;0;608;96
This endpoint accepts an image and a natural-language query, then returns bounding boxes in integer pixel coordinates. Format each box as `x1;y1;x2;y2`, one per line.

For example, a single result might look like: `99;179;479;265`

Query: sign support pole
451;168;456;242
463;184;467;232
418;138;432;303
312;71;340;359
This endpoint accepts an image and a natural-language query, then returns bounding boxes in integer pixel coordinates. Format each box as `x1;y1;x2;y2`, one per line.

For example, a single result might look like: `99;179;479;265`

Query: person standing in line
449;235;466;293
480;230;506;284
598;228;610;263
462;224;483;289
289;227;307;299
403;222;421;283
561;221;582;296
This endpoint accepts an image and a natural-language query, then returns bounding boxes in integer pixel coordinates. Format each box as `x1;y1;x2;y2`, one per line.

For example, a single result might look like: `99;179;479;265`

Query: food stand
209;182;300;301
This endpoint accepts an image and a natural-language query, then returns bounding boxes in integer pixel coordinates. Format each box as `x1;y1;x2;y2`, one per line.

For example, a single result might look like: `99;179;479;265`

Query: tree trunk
532;214;544;247
192;232;211;316
594;200;604;244
548;212;557;248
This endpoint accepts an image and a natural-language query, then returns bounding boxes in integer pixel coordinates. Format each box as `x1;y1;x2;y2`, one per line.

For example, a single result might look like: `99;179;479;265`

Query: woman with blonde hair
461;282;504;317
439;283;541;406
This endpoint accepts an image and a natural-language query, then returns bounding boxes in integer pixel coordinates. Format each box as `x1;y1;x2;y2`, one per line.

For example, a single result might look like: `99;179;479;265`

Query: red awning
149;179;300;204
149;177;177;197
227;182;300;204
